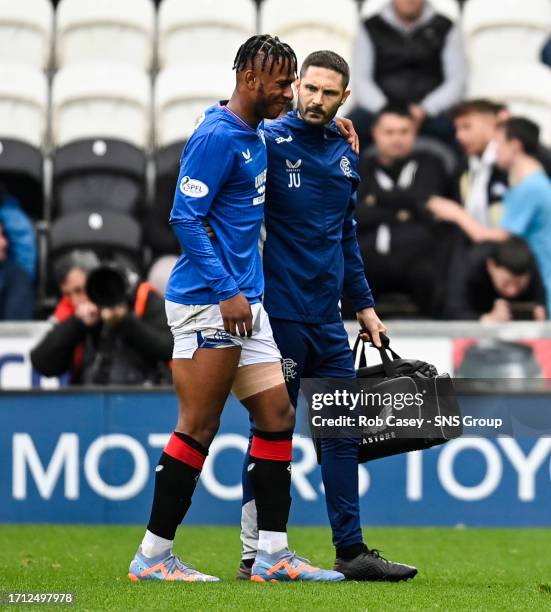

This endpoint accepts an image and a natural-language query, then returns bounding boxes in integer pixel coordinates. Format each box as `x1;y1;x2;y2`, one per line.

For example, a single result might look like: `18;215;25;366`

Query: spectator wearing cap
349;0;466;149
0;222;34;320
429;117;551;316
444;237;547;321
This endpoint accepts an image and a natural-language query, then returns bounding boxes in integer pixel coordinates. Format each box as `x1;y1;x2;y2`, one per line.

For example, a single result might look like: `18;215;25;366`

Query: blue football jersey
166;104;267;305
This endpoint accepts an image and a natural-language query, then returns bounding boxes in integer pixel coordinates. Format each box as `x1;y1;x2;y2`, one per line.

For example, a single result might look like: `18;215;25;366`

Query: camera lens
86;266;128;307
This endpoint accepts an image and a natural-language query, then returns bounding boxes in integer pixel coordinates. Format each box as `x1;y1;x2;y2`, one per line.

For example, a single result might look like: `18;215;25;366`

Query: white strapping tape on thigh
232;362;285;401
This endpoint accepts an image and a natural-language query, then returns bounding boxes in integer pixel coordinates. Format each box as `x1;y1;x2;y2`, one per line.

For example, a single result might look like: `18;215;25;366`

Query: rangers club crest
282;358;298;381
340;156;353;178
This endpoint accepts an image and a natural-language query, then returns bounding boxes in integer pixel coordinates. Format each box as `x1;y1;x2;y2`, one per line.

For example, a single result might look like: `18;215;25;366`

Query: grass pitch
1;525;550;611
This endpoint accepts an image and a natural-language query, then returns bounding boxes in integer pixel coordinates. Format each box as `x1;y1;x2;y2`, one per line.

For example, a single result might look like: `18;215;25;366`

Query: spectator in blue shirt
0;191;37;281
429;117;551;316
0;222;34;320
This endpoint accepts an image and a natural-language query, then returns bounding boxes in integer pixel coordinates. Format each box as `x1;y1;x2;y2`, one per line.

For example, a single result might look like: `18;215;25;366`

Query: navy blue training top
262;111;374;323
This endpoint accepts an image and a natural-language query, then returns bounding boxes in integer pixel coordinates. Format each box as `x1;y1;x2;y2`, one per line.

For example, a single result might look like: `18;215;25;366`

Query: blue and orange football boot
251;549;345;582
128;547;220;582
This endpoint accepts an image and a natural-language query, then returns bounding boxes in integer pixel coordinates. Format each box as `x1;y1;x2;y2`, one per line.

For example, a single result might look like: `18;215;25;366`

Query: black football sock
248;429;293;533
146;432;208;541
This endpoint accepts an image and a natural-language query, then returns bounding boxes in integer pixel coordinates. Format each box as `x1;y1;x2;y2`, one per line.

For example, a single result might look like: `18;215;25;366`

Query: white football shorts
165;300;282;367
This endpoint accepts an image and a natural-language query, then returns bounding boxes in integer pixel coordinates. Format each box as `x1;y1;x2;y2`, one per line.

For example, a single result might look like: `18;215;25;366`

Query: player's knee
280;402;295;431
177;415;220;448
201;421;220;446
269;400;295;431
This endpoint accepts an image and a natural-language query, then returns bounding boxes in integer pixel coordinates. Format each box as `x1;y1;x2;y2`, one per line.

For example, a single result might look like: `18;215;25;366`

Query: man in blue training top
129;36;344;583
238;51;418;581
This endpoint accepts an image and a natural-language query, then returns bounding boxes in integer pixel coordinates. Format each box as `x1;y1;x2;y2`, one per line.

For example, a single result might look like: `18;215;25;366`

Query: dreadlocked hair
233;34;297;76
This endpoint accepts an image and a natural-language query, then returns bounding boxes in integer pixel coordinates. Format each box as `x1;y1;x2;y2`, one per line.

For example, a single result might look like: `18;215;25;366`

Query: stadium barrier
3;321;551;389
2;321;550;526
1;387;550;527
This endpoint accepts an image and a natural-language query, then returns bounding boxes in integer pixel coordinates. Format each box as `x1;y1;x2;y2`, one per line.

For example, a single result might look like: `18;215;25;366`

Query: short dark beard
298;97;342;125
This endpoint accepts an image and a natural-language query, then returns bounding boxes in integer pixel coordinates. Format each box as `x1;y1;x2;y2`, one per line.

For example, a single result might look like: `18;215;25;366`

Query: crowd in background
342;0;551;321
1;0;551;349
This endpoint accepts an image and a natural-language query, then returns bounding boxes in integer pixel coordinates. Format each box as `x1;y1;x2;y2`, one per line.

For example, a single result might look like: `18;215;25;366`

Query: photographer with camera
31;251;173;385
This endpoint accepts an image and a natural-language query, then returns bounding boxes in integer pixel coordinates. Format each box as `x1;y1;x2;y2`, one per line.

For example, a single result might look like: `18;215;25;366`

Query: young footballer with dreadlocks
128;35;345;583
